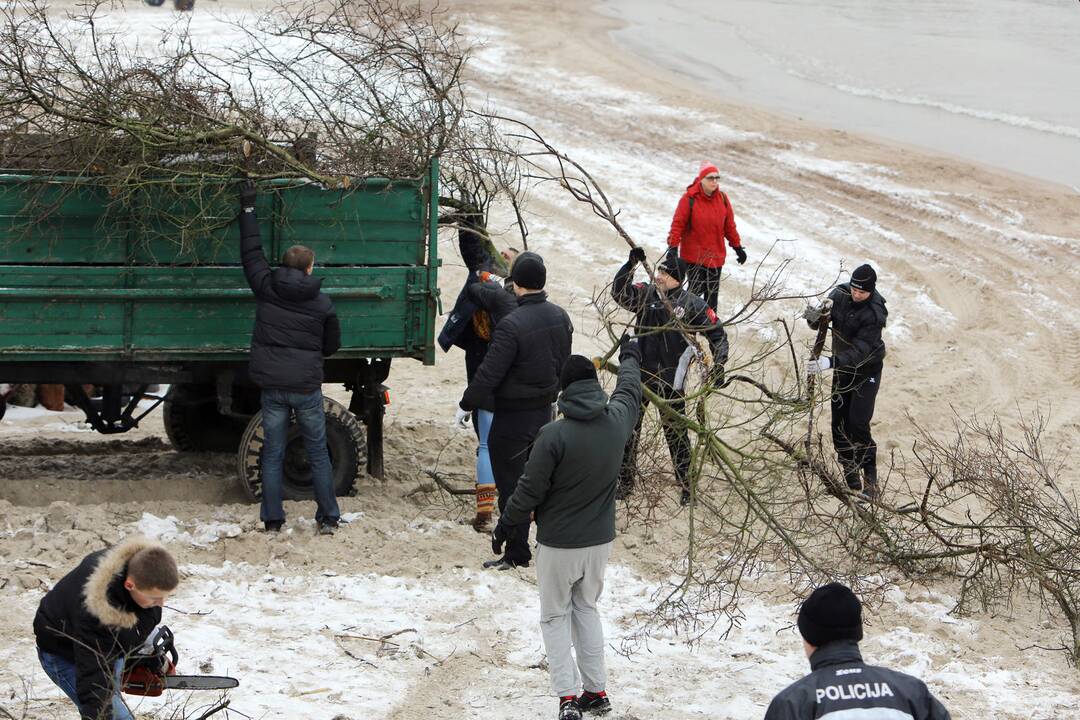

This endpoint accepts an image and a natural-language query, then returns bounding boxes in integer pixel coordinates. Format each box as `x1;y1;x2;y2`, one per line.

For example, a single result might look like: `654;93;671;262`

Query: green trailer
0;161;440;499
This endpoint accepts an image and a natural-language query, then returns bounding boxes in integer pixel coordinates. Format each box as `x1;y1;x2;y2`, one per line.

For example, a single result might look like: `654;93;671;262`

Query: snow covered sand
2;0;1080;718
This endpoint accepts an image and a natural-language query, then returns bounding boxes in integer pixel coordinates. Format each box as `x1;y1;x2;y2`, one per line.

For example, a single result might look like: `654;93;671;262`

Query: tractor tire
237;396;363;502
173;0;194;10
163;384;249;453
145;0;166;5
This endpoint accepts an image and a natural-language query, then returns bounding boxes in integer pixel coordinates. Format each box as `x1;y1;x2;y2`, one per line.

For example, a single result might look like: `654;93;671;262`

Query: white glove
454;407;472;429
802;304;826;323
807;356;832;375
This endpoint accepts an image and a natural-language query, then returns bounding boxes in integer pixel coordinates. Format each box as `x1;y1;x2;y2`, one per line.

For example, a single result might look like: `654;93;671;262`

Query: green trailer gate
0;161;440;498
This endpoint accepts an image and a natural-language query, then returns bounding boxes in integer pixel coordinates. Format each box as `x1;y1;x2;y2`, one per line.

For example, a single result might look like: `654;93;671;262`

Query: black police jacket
34;538;166;720
611;259;728;388
810;283;887;376
460;291;573;412
240;208;341;393
764;641;951;720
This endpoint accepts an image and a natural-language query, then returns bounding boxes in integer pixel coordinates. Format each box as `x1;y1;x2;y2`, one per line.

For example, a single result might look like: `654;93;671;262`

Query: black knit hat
850;264;877;294
511;251;547;290
657;247;687;284
560;354;598;391
797;583;864;647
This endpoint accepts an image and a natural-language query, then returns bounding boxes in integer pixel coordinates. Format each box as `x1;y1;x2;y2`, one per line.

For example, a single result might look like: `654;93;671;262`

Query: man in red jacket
666;162;747;311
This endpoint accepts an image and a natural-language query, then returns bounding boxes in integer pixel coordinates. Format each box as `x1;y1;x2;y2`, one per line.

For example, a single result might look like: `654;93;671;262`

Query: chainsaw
122;625;239;697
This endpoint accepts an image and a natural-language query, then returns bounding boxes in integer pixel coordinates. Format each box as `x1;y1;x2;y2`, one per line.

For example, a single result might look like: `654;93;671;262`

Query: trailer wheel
145;0;166;5
237;396;363;502
173;0;194;10
163;384;248;453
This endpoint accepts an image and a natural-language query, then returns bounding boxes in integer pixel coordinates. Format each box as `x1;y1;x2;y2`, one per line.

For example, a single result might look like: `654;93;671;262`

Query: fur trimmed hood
82;535;164;630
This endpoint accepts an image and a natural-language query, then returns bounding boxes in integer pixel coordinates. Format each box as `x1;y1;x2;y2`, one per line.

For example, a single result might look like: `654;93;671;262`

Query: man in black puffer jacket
805;264;887;498
459;251;573;569
239;180;342;535
34;537;179;720
612;246;728;505
765;583;951;720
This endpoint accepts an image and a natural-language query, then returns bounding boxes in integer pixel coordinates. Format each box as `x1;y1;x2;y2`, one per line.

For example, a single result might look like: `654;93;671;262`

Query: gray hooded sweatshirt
500;355;642;548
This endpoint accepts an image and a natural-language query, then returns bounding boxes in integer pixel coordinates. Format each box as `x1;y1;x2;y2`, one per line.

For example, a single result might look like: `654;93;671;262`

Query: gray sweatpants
536;541;613;697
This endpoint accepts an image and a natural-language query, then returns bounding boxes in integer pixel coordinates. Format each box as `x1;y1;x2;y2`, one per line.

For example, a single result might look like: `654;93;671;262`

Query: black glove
618;334;642;364
239;179;257;211
491;521;509;555
629;246;647;265
734;246;747;265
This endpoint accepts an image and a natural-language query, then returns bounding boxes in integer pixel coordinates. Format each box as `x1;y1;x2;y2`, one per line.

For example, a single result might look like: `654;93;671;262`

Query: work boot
264;520;283;533
558;696;582;720
318;521;338;536
578;690;612;716
483;557;529;571
471;511;493;534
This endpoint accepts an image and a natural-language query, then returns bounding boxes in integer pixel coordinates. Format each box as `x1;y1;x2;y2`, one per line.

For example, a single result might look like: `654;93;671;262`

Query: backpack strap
686;195;695;232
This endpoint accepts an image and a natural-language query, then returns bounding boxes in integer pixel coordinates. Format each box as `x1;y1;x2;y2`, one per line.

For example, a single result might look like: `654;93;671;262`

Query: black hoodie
809;283;888;377
500;356;642;548
240;208;341;393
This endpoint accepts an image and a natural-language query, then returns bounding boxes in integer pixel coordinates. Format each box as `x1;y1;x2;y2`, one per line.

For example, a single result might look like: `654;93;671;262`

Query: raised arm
238;180;272;298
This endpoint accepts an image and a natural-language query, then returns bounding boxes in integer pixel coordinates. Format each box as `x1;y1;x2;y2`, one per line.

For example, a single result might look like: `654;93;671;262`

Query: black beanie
850;264;877;294
560;354;597;391
511;251;547;290
657;247;687;284
797;583;864;647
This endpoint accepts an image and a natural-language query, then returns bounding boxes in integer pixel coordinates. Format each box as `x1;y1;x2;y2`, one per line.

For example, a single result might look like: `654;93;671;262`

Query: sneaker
578;690;611;716
482;557;529;571
317;522;337;536
558;697;582;720
264;520;283;533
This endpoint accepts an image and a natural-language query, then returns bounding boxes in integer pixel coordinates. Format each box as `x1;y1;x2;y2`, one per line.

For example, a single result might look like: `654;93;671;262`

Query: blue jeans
260;388;341;525
37;648;133;720
475;409;494;488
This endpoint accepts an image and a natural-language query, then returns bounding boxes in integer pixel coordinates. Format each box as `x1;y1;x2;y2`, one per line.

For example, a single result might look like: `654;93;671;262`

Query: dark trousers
619;386;692;492
686;263;722;312
490;405;553;565
831;369;882;488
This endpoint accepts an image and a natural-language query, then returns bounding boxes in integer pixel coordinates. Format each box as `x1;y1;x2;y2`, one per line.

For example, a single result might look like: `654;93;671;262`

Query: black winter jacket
500;355;642;547
809;283;887;377
34;538;166;720
764;641;951;720
460;291;573;412
240;208;341;393
612;260;728;388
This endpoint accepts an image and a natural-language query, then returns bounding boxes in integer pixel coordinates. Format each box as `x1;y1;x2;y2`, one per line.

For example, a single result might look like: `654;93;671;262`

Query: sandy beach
1;0;1079;718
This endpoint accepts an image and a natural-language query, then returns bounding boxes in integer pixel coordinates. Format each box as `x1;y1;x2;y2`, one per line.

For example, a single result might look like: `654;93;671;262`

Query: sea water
601;0;1080;188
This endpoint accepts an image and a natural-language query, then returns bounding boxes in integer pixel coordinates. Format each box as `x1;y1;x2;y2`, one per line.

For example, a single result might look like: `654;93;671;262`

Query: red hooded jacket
666;164;742;269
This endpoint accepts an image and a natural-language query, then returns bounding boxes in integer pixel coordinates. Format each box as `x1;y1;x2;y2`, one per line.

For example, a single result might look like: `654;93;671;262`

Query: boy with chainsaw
34;537;179;720
611;246;728;505
803;264;888;499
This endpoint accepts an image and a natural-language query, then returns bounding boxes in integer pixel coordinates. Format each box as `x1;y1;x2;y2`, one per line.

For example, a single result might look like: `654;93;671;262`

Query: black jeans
619;385;692;492
686;263;722;312
831;369;882;488
489;405;553;565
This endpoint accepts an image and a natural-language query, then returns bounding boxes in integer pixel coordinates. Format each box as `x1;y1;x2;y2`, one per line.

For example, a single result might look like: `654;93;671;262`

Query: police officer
611;246;728;505
765;583;951;719
805;264;887;499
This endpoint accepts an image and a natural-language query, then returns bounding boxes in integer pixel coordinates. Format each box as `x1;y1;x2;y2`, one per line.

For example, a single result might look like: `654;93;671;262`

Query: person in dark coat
765;583;951;720
612;246;728;505
438;225;519;532
239;180;342;534
459;251;573;569
492;339;642;720
34;537;179;720
805;264;887;498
